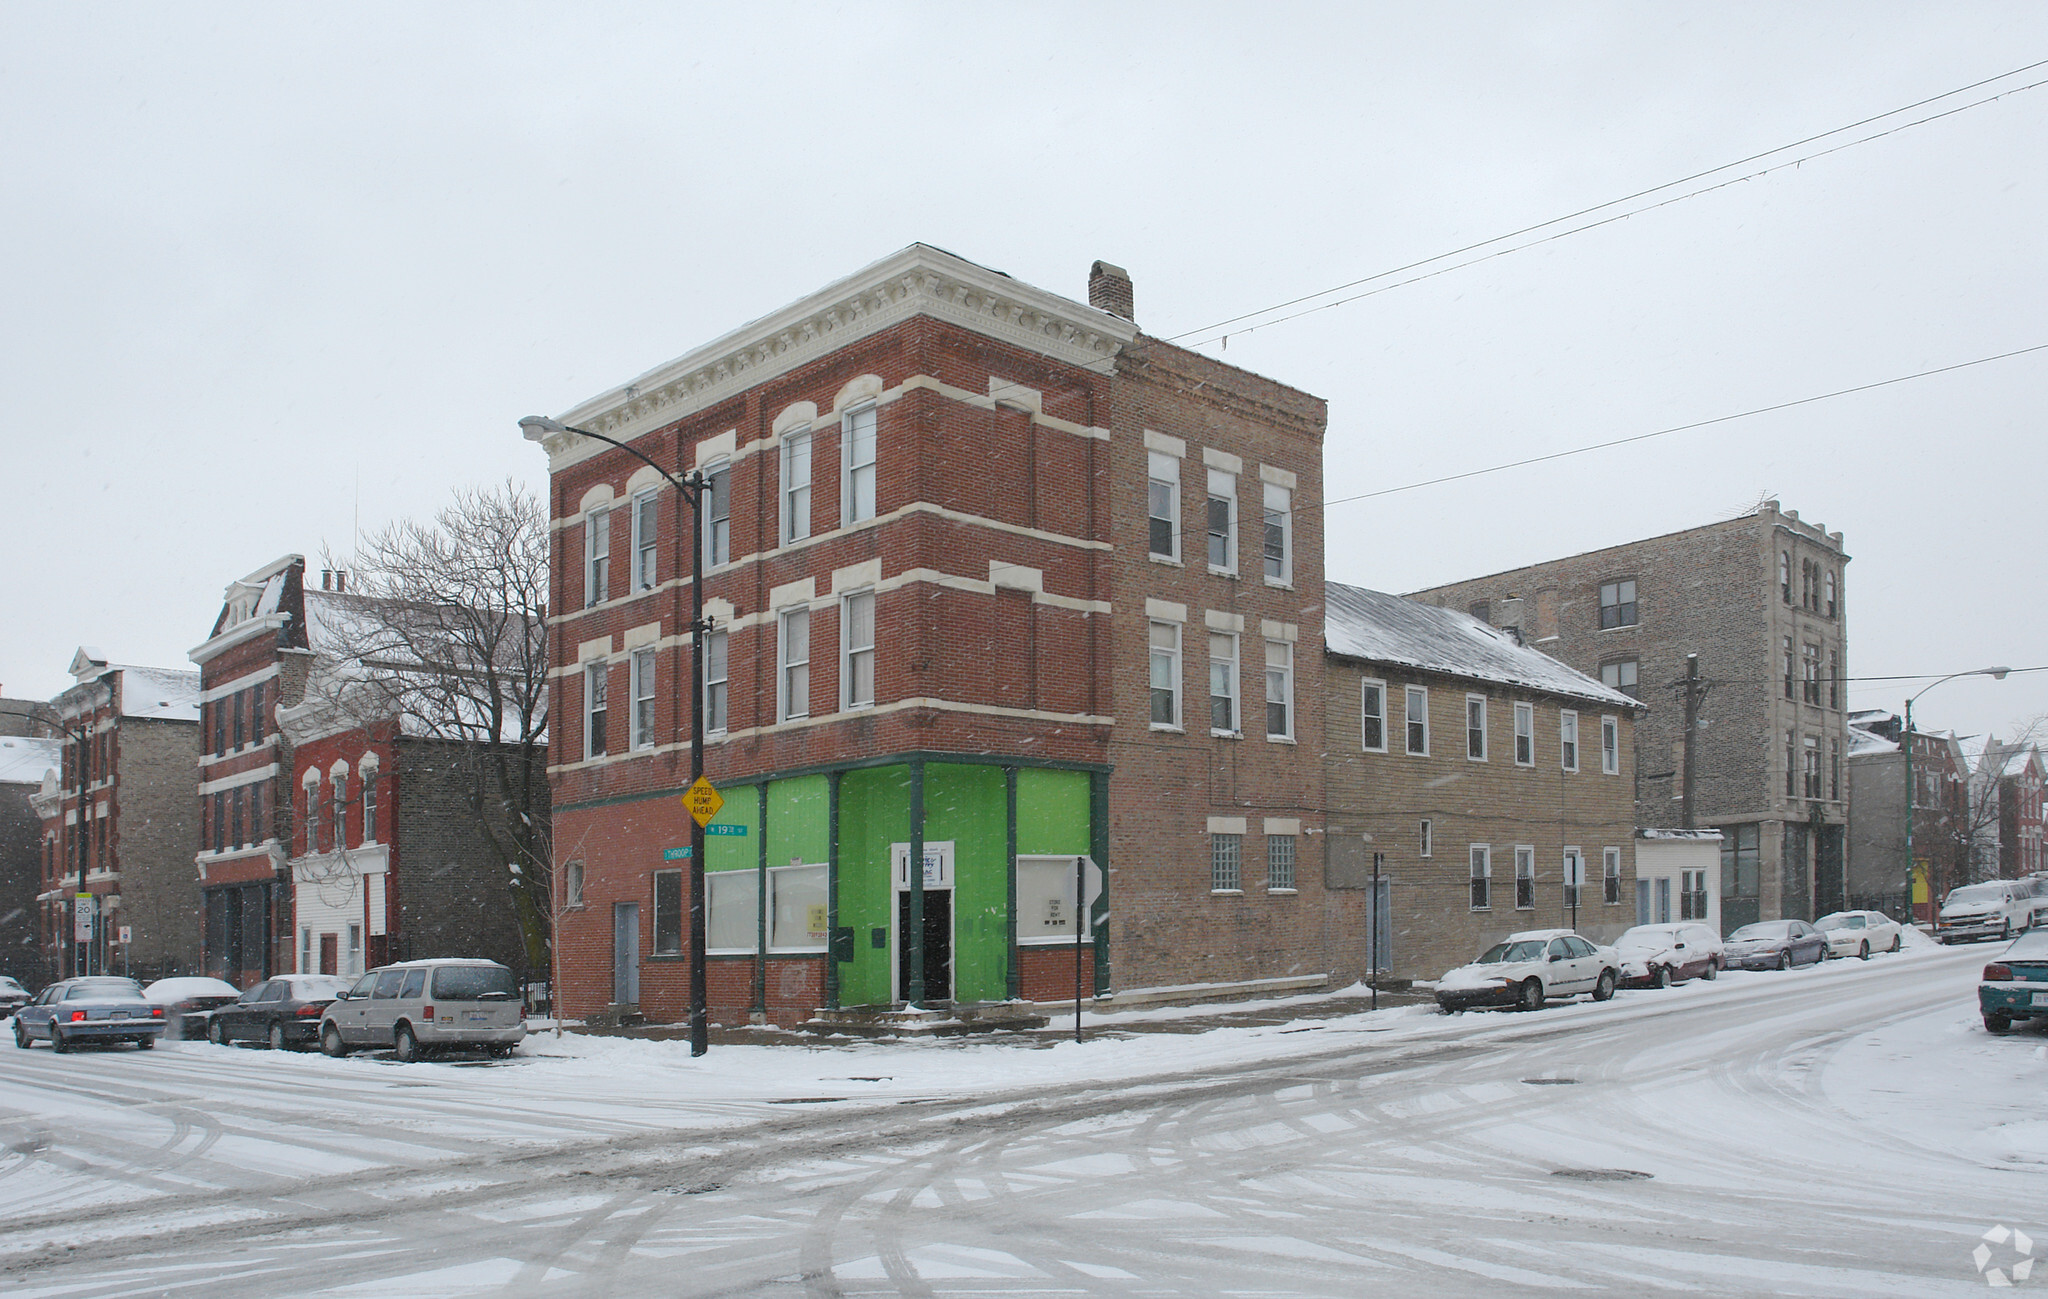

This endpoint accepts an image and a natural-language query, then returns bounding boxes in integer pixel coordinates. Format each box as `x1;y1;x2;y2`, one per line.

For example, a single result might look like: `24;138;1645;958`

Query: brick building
527;245;1339;1025
191;555;536;987
1412;501;1851;932
0;730;63;985
1321;584;1642;981
1844;711;1970;919
1975;738;2045;882
27;650;201;981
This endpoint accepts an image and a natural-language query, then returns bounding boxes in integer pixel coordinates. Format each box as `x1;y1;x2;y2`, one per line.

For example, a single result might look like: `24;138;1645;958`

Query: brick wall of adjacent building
1410;501;1850;928
115;715;202;977
0;775;47;984
391;735;534;978
1322;657;1640;982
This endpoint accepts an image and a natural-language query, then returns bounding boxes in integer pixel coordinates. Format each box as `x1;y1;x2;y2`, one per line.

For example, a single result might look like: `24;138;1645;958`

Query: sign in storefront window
705;870;758;953
769;864;828;951
1016;856;1100;943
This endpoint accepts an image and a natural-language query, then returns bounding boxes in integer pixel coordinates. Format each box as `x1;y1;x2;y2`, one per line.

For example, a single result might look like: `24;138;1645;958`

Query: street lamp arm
519;416;704;499
1907;666;2011;708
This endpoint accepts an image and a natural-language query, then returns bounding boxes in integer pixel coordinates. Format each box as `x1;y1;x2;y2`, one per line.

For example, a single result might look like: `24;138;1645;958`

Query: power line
1169;59;2048;349
1308;341;2048;514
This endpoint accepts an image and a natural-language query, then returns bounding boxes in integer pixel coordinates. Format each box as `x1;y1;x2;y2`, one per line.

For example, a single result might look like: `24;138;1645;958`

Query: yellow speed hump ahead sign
682;777;725;828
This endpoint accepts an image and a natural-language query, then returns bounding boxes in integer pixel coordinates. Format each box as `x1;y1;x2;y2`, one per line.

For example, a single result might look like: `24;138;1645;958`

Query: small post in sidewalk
1074;856;1085;1044
1370;852;1383;1014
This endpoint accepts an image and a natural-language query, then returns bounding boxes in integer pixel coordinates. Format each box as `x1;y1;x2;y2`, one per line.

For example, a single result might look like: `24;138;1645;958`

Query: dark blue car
1982;929;2048;1033
12;977;167;1052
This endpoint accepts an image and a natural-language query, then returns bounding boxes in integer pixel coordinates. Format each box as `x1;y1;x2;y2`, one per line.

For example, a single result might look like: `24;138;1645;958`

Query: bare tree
1954;713;2047;887
317;481;551;970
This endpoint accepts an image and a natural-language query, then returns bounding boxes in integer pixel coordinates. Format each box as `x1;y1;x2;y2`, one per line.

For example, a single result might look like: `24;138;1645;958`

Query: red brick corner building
527;245;1353;1026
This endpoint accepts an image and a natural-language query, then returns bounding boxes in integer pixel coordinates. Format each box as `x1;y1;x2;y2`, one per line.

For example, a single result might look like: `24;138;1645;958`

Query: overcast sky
3;3;2042;742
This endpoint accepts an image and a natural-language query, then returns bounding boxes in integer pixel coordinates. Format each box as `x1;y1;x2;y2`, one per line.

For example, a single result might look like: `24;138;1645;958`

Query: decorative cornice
531;245;1140;472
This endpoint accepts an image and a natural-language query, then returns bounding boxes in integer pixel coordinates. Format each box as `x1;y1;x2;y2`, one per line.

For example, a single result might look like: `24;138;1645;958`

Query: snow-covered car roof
144;977;242;1001
56;977;147;1000
368;958;507;970
1507;928;1582;942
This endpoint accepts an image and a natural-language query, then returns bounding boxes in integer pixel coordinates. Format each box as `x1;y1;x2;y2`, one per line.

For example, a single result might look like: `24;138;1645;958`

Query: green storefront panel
835;764;911;1006
1017;768;1090;857
924;764;1008;1003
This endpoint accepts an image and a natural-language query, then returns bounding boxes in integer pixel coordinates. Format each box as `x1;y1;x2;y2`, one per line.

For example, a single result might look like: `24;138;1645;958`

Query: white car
1814;910;1903;960
1435;928;1621;1013
1936;882;2036;944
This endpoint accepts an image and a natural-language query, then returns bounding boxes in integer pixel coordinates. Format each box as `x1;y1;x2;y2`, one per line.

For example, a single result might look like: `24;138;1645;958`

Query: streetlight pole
522;415;714;1057
1902;666;2009;927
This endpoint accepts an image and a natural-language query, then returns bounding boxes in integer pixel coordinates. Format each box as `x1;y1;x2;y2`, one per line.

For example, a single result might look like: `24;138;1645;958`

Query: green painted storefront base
676;753;1108;1013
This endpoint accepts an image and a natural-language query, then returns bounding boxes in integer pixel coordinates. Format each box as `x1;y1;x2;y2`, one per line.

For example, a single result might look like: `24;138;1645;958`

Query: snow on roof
0;735;61;785
1847;726;1897;757
1324;583;1640;709
1638;828;1725;841
113;665;201;721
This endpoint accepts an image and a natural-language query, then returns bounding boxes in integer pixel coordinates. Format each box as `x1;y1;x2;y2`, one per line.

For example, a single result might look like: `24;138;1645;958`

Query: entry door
1636;879;1652;926
319;934;338;975
613;902;640;1005
1656;878;1672;924
896;891;953;1003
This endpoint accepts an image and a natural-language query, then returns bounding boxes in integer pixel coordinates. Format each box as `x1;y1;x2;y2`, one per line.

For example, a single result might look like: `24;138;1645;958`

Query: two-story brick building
28;650;201;981
526;245;1342;1024
1412;500;1851;931
1321;584;1643;981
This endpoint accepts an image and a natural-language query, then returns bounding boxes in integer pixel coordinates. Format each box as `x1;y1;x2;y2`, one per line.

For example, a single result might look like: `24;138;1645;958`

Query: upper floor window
1598;579;1637;629
1262;482;1291;585
1780;550;1791;604
1801;643;1822;704
361;776;377;843
1405;686;1429;756
583;509;610;608
232;691;245;750
1828;648;1840;709
1209;632;1238;734
1601;715;1620;775
1600;659;1639;698
1466;695;1487;761
1469;845;1491;910
1147;452;1180;561
1359;679;1386;752
842;591;875;710
330;772;347;848
302;777;320;853
630;647;657;750
1206;470;1236;573
1560;710;1579;772
251;683;265;743
1782;636;1795;700
1265;641;1293;741
843;406;877;525
1514;701;1534;765
704;459;731;568
1825;570;1838;617
584;663;608;759
781;430;813;545
631;488;659;592
704;629;728;735
779;608;811;722
1149;621;1181;728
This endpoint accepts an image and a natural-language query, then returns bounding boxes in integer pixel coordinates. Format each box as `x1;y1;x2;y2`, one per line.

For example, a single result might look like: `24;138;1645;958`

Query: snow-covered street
0;939;2040;1296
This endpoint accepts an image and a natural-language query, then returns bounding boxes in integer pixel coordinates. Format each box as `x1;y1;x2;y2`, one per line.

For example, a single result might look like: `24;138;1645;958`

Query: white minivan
1936;881;2036;944
321;959;525;1061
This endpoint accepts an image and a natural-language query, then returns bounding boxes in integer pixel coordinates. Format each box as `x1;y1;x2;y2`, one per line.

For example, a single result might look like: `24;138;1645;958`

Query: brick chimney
1088;261;1134;321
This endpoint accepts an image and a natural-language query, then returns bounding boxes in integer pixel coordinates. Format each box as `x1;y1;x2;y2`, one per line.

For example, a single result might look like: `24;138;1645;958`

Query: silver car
319;959;525;1061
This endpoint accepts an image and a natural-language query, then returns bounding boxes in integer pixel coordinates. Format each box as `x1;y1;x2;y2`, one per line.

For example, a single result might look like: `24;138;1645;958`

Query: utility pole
1677;655;1708;831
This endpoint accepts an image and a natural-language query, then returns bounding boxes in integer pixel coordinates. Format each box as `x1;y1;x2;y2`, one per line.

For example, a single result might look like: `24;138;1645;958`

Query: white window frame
768;863;829;953
842;404;877;525
781;428;813;545
1208;631;1239;736
584;662;608;759
631;487;659;592
1211;832;1242;893
1262;481;1291;586
1405;685;1429;756
1147;451;1180;563
1513;701;1535;766
1560;709;1579;773
564;859;585;908
1266;834;1296;892
703;628;728;736
1419;817;1432;858
778;607;811;722
1512;844;1536;910
1466;694;1487;762
841;589;875;711
703;458;731;569
1205;468;1236;575
1601;715;1619;775
629;647;657;751
1265;640;1294;742
1563;847;1584;909
1603;847;1622;905
1360;678;1387;753
583;508;610;608
1469;844;1491;911
360;774;377;843
1149;620;1181;730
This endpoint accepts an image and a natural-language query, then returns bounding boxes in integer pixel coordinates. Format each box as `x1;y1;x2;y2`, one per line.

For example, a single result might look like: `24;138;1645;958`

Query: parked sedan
1436;930;1620;1012
1723;920;1828;970
0;976;31;1017
208;974;354;1049
12;977;166;1051
143;977;244;1040
1980;929;2048;1033
1814;910;1903;960
1613;923;1723;987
